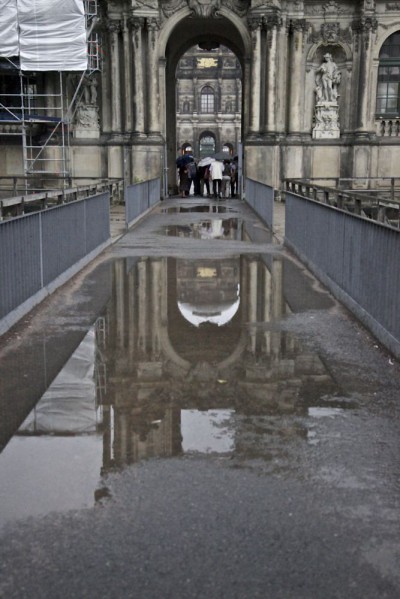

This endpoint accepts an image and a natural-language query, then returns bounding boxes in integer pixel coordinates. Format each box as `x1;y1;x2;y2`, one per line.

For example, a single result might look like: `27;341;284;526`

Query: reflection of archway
161;13;250;193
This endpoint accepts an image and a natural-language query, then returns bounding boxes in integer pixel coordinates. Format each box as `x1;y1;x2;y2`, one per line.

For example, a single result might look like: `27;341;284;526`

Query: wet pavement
0;197;400;598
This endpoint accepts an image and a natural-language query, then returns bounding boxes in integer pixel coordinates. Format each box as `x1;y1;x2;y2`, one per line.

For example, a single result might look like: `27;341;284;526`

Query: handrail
0;179;124;219
285;179;400;229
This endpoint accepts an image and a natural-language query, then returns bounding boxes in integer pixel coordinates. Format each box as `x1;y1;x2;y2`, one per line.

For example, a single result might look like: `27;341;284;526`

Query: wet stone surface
0;198;400;598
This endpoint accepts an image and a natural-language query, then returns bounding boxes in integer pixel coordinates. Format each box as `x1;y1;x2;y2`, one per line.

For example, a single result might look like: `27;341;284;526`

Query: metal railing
285;187;400;358
125;178;161;229
0;177;124;219
285;178;400;229
0;191;110;335
244;178;274;228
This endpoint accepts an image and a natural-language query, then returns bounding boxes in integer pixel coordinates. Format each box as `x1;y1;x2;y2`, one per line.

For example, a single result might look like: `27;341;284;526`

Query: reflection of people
315;53;341;102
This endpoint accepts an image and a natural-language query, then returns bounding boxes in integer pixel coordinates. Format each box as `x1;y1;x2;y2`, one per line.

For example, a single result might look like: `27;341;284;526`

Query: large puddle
0;252;345;529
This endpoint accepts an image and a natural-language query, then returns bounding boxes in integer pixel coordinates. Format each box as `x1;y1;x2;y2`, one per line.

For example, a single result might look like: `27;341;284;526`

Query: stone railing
375;118;400;137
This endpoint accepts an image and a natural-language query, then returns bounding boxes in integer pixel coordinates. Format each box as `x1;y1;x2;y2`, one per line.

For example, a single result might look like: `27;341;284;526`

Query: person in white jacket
209;160;224;198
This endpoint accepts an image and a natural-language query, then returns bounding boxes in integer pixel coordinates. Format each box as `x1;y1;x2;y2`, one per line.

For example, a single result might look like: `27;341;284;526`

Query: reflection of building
96;253;337;472
176;45;242;157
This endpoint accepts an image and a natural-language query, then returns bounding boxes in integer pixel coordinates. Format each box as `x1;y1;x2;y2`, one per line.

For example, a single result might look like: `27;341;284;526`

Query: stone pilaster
248;16;263;134
288;19;307;137
264;14;283;135
123;17;132;133
352;16;378;136
130;16;145;136
147;17;161;135
108;20;122;135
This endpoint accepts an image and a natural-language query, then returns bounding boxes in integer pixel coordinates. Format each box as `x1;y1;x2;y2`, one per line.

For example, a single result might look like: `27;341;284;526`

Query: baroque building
1;1;400;193
176;45;242;158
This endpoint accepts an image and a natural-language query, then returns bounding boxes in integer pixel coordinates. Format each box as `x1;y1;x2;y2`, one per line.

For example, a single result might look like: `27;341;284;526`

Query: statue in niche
82;75;98;106
182;100;190;112
315;53;341;103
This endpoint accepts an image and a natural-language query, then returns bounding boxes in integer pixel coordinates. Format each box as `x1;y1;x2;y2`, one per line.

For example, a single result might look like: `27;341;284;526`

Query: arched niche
306;43;352;133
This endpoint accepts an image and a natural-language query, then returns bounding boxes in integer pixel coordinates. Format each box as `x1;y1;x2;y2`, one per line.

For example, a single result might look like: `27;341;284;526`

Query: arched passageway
161;13;251;193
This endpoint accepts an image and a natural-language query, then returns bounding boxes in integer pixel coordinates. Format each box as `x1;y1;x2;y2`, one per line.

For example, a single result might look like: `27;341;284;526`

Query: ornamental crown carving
187;0;221;18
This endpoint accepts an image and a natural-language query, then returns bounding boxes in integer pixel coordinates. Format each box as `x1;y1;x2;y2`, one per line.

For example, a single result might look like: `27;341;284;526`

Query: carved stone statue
315;53;341;103
83;75;98;106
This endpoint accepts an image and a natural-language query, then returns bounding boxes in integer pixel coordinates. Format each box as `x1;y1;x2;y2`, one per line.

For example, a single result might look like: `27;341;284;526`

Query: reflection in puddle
161;205;234;214
181;410;235;454
0;253;344;526
164;218;241;240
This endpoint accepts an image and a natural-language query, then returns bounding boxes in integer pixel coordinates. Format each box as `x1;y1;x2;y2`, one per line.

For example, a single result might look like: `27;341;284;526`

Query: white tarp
0;0;87;71
0;0;19;57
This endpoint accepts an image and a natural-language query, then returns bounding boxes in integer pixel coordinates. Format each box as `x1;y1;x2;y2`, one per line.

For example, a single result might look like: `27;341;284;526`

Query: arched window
377;32;400;115
200;86;215;113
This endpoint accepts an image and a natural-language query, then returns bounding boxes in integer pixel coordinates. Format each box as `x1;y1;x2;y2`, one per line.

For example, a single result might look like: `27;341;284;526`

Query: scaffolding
0;0;101;188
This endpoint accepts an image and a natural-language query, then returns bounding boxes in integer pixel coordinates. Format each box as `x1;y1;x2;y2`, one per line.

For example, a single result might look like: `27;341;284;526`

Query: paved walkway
1;196;400;599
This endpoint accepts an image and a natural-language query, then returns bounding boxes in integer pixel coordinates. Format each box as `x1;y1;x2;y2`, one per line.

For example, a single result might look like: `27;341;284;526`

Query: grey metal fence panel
285;191;400;351
41;202;87;286
85;192;110;253
149;178;161;207
245;178;274;228
125;178;161;227
0;214;42;319
0;191;111;325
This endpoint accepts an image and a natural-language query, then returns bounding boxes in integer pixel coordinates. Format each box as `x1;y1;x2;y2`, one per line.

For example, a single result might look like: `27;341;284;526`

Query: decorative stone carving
352;16;378;50
308;22;352;45
75;105;100;138
387;2;400;9
132;0;159;9
313;53;341;139
107;19;122;35
222;0;248;18
313;104;340;139
187;0;221;18
161;0;184;19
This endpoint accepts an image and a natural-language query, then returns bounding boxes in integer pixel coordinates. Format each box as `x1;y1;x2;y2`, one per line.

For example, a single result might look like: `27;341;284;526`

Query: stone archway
159;12;251;193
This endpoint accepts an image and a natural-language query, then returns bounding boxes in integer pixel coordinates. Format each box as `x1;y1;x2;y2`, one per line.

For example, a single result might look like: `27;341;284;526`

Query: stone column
288;19;307;136
123;17;132;133
108;20;122;134
248;17;263;134
130;16;145;135
352;17;378;136
265;15;282;134
147;17;161;135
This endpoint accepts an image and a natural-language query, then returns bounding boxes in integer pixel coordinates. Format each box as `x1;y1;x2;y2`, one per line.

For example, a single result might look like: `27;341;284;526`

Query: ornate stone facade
1;1;400;191
176;45;242;157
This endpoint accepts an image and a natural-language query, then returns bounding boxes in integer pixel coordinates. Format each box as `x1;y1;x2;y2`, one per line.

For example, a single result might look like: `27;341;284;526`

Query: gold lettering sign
196;267;217;278
197;58;218;69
